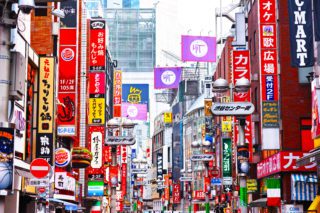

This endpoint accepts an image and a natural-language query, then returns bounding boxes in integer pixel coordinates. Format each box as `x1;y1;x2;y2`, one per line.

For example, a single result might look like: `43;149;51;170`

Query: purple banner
154;67;182;89
121;103;147;121
181;35;216;62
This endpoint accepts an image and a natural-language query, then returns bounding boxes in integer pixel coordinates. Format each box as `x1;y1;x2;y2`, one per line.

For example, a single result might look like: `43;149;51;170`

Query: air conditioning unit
10;51;26;100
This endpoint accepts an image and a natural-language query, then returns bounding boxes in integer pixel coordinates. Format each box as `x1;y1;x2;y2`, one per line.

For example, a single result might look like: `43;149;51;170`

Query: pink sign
121;103;147;121
257;152;316;179
89;73;106;96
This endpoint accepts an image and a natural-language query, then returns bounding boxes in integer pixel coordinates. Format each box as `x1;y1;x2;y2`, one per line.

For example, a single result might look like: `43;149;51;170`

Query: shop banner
193;190;206;200
0;128;14;190
89;98;105;124
122;84;149;106
222;138;232;177
157;153;163;179
247;179;258;193
57;28;77;136
110;165;118;187
121;163;127;196
154;67;182;89
257;151;317;179
173;183;181;203
54;171;76;200
60;0;77;28
113;70;122;117
89;72;106;98
288;0;314;67
281;204;303;213
88;126;104;170
121;145;127;164
262;101;280;128
164;174;170;201
121;103;147;121
89;19;106;71
181;35;216;62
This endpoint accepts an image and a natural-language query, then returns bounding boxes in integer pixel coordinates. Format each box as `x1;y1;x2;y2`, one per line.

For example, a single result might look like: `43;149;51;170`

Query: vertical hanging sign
87;126;105;176
288;0;314;67
232;50;253;162
222;138;232;185
89;20;106;71
37;57;55;164
113;70;122;117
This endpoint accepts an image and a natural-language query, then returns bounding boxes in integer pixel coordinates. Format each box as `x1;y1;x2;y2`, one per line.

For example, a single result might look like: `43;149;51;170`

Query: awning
49;198;78;211
291;173;317;201
308;195;320;212
249;198;267;207
14;159;33;179
296;148;320;167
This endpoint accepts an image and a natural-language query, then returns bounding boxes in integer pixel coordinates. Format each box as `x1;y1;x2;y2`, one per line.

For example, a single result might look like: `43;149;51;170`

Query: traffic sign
211;102;255;116
30;158;51;179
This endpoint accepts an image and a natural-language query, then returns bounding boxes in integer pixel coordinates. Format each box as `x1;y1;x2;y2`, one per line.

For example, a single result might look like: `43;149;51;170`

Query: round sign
30;158;50;179
127;105;138;117
38;187;46;194
190;39;208;57
161;70;176;85
61;48;74;61
55;148;71;167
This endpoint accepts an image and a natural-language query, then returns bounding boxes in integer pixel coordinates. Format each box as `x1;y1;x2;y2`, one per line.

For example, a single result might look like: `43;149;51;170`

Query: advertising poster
0;128;14;190
88;98;105;124
87;181;104;197
154;67;182;89
89;19;106;71
181;35;216;62
113;70;122;117
121;103;147;121
122;84;149;106
89;72;106;98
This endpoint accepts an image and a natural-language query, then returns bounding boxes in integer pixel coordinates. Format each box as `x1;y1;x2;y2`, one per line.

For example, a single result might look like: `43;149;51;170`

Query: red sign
121;164;127;196
59;45;76;93
87;126;105;175
110;165;118;187
232;50;253;162
89;19;106;71
113;70;122;117
57;93;76;126
30;158;51;179
259;0;276;23
164;174;170;201
260;49;278;76
257;151;317;179
89;73;106;97
204;176;210;193
173;183;181;203
104;146;112;163
193;190;206;200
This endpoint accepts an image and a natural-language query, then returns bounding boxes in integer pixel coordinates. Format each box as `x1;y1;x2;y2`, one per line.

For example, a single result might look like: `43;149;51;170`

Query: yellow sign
164;112;172;123
204;99;212;116
89;98;105;124
222;116;232;132
38;57;54;133
247;179;258;193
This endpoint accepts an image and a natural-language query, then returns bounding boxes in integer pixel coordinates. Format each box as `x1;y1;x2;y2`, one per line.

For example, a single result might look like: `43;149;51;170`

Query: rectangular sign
89;19;106;71
121;103;147;121
154;67;182;89
54;172;76;201
89;126;104;169
173;184;181;203
222;138;232;177
113;70;122;117
211;102;255;115
0;128;14;190
262;101;279;128
164;112;172;123
88;98;105;124
89;72;106;98
122;84;149;106
36;133;53;164
60;0;77;28
261;75;278;101
38;57;55;133
121;163;127;196
247;179;258;193
87;181;104;197
157;153;163;179
257;151;317;179
288;0;314;67
181;35;216;62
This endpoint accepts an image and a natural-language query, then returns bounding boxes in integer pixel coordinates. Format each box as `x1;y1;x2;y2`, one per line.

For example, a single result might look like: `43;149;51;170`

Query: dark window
35;3;47;16
253;31;256;56
168;146;171;163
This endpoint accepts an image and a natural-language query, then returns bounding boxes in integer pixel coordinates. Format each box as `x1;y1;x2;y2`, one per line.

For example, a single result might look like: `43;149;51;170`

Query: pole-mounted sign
211;102;255;116
191;154;214;161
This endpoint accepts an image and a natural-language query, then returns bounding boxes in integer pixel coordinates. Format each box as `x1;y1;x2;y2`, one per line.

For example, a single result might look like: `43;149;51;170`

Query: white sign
91;131;102;168
211;102;255;116
223;177;232;185
281;204;303;213
105;136;136;145
180;177;193;182
28;179;49;187
191;154;214;161
132;168;147;174
57;126;76;136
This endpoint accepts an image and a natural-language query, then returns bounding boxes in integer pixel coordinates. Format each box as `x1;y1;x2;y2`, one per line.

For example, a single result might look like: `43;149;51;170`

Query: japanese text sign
113;70;122;117
36;133;53;164
89;126;104;170
38;57;54;133
222;138;232;177
89;72;106;98
257;151;316;179
211;102;255;116
89;98;105;124
154;67;182;89
122;84;149;105
262;101;279;128
121;163;127;196
259;0;276;23
181;35;216;62
89;19;106;71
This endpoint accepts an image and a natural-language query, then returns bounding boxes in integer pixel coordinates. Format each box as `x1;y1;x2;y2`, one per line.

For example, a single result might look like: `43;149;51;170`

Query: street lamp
106;117;136;213
211;77;253;213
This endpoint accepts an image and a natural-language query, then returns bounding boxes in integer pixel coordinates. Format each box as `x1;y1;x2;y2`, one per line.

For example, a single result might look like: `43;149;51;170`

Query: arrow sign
30;158;51;179
191;154;214;161
180;177;193;182
211;102;255;116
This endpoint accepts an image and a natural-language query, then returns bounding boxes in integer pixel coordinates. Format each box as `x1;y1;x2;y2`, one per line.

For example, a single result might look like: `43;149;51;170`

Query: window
168;146;171;163
35;3;47;16
253;31;256;55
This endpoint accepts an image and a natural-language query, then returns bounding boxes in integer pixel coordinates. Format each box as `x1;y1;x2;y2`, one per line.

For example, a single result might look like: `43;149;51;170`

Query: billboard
89;19;106;71
122;84;149;106
154;67;182;89
121;103;147;121
181;35;216;62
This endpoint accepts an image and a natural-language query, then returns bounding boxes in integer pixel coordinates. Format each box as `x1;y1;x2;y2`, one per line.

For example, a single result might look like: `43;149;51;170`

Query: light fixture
51;8;65;18
234;77;251;93
18;0;35;14
212;78;229;93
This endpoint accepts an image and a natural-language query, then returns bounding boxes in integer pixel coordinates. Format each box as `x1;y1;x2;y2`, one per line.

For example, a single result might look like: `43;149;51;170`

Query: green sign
222;138;232;177
240;187;248;206
262;101;279;128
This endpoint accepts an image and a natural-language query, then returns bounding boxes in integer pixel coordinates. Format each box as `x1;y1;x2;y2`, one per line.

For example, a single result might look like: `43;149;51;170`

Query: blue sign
132;149;136;159
265;75;274;101
211;178;222;185
122;84;149;106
